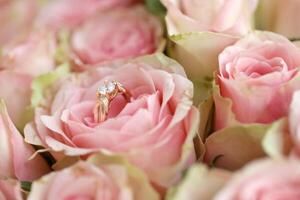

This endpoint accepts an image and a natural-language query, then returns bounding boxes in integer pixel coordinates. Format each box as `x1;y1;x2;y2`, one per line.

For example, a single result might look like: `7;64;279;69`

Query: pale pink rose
161;0;258;35
257;0;300;39
35;0;139;32
261;90;300;159
28;155;159;200
71;6;163;68
215;31;300;130
1;32;56;77
214;159;300;200
24;54;199;188
0;100;49;181
287;91;300;155
0;32;56;124
0;179;22;200
264;90;300;158
0;0;37;46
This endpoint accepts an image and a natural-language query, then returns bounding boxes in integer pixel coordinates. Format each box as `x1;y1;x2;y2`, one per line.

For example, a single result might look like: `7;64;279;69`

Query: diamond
98;85;107;95
98;81;117;95
107;81;116;93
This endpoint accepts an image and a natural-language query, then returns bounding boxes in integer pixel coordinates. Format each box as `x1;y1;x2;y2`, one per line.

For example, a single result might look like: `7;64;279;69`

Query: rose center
227;57;288;79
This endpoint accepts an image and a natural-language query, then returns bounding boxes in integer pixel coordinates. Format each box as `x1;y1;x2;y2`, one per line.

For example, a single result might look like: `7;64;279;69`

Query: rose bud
71;6;163;69
0;99;49;181
28;155;159;200
24;54;199;190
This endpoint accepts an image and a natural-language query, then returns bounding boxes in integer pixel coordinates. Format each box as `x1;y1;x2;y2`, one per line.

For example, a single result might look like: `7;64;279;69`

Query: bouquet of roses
1;0;300;199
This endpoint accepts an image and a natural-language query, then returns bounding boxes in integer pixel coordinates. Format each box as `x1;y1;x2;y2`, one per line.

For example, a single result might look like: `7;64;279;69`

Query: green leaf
145;0;166;17
21;181;32;192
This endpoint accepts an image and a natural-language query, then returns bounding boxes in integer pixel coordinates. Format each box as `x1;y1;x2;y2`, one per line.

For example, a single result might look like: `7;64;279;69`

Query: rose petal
204;124;269;170
0;99;49;181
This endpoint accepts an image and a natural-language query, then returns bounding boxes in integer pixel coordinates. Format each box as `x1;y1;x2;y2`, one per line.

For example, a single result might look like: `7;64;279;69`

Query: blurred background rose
162;0;258;36
168;159;300;200
71;6;164;70
28;155;159;200
0;32;57;126
35;0;140;32
0;0;37;46
214;159;300;200
256;0;300;39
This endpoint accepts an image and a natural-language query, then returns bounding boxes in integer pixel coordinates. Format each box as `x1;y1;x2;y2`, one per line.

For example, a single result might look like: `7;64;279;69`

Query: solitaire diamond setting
107;81;116;93
98;81;117;96
94;80;131;123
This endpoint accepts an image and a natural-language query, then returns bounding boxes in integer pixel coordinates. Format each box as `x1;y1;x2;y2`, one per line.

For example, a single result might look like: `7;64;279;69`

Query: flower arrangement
0;0;299;199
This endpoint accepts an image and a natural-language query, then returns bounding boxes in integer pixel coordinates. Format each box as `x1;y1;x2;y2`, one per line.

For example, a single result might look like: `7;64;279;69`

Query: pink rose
264;90;300;158
161;0;257;102
35;0;139;32
1;32;56;77
0;100;49;181
0;31;56;124
215;31;300;130
0;0;37;46
0;179;22;200
214;159;300;200
24;54;199;188
161;0;258;35
71;6;163;68
256;0;300;39
289;91;300;155
28;155;159;200
203;31;300;170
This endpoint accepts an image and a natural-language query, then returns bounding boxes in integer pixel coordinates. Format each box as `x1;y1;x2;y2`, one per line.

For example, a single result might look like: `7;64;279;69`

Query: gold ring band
93;80;131;123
